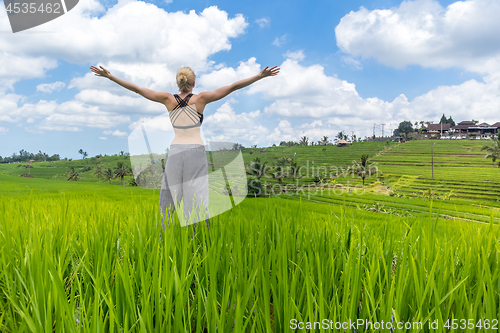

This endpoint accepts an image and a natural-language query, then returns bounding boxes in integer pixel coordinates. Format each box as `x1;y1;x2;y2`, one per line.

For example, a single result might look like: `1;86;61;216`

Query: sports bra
169;94;203;129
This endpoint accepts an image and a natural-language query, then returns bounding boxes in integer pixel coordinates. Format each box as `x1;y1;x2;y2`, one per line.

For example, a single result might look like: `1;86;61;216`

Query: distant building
468;122;498;135
452;121;499;135
425;123;451;134
451;121;475;134
428;130;440;139
336;139;349;147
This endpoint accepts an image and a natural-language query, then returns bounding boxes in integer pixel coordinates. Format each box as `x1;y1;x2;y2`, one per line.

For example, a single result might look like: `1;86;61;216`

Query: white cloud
341;56;362;70
0;127;8;134
0;4;247;69
0;2;249;133
284;50;305;61
266;119;342;145
197;57;261;91
112;129;128;137
36;81;66;93
255;17;270;28
99;136;108;140
202;99;269;144
0;92;23;122
70;62;177;94
335;0;500;73
37;112;130;131
0;53;57;92
73;89;166;115
273;34;287;46
244;57;500;139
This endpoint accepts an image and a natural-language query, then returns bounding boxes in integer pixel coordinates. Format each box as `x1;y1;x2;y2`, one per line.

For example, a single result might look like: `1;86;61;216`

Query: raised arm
90;65;170;104
198;65;280;104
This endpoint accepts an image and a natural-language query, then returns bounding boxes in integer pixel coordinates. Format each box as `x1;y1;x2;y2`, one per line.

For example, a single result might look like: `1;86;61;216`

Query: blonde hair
176;67;195;92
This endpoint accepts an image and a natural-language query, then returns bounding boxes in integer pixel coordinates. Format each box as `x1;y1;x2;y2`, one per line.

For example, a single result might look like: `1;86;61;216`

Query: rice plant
1;188;499;332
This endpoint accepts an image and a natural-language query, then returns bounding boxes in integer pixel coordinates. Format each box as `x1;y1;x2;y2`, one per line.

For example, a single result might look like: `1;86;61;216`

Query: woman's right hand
259;66;280;78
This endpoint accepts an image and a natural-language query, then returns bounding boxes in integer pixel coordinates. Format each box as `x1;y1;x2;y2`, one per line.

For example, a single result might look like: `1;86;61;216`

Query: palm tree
299;136;309;146
66;167;80;181
78;149;84;159
271;157;287;185
104;168;114;184
114;161;132;186
482;136;500;167
248;157;268;180
320;135;329;145
83;151;88;159
92;163;104;182
351;154;378;194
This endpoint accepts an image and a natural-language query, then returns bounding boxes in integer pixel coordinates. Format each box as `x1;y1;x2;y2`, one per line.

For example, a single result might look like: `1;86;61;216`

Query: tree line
274;132;360;148
0;149;61;163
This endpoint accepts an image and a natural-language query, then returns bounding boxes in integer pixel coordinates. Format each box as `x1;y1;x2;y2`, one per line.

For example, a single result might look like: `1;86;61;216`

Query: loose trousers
159;144;210;231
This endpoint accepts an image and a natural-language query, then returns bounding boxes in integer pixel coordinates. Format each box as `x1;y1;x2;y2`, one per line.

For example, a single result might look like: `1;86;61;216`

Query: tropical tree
336;131;348;141
66;167;80;181
482;136;500;167
351;154;378;194
299;136;309;146
397;121;414;139
103;168;113;184
83;151;88;159
271;157;288;185
78;149;84;159
114;161;132;186
289;161;298;183
92;163;104;182
248;157;268;180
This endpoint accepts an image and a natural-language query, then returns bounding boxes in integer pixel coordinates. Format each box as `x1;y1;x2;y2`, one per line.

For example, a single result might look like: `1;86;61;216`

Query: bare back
164;93;206;145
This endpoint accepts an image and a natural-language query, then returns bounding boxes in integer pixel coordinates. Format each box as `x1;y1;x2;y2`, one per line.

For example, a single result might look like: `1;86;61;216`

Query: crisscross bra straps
169;94;203;129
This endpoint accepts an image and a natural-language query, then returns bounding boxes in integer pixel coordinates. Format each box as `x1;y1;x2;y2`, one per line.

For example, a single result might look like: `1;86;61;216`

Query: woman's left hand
90;65;112;79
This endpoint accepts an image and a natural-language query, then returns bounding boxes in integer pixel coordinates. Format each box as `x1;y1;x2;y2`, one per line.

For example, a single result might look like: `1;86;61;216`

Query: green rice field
0;140;499;332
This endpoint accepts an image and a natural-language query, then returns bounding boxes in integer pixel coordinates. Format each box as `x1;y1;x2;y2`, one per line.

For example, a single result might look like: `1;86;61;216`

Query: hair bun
176;67;196;92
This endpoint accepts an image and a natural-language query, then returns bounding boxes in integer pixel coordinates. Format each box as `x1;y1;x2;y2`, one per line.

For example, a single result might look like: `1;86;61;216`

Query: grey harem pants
159;144;210;230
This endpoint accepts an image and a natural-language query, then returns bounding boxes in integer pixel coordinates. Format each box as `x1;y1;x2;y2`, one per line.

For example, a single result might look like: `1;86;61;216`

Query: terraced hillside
372;140;500;202
242;141;394;187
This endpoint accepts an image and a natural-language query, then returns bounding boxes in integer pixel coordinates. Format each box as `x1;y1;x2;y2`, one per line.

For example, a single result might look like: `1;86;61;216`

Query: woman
90;64;280;231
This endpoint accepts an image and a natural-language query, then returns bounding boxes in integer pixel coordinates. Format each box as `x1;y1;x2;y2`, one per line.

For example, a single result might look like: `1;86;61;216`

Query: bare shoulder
163;92;179;111
191;93;207;113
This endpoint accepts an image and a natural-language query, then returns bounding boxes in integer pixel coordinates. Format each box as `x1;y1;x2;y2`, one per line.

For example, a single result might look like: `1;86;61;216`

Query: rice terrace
0;138;498;332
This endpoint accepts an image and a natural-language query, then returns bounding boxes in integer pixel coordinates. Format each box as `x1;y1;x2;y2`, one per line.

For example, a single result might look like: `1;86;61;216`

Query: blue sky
1;0;499;159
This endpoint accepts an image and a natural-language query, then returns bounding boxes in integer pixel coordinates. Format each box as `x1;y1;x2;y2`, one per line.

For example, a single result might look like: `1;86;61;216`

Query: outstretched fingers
90;65;110;78
266;65;280;76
